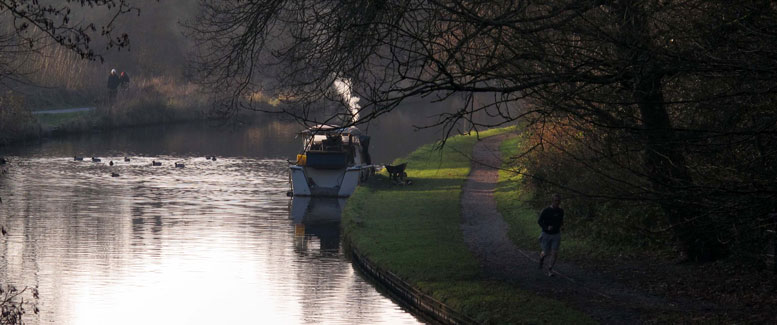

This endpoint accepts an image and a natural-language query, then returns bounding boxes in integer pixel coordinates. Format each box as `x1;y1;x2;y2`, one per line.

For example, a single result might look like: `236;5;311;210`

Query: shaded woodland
0;0;775;263
0;2;774;323
187;0;777;264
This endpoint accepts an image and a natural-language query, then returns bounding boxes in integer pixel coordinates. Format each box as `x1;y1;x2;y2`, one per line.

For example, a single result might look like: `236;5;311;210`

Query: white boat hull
290;165;368;197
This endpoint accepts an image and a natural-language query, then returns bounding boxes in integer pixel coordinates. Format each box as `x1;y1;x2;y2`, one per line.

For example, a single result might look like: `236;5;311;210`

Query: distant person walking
119;71;130;90
107;69;120;105
538;193;564;276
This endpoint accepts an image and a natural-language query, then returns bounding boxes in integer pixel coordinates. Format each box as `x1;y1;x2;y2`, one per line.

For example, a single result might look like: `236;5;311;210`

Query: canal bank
16;104;207;145
1;83;214;147
342;127;593;324
343;126;767;324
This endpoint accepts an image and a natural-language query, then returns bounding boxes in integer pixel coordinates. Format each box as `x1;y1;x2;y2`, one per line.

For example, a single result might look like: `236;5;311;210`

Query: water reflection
290;197;346;254
0;120;422;324
4;116;445;165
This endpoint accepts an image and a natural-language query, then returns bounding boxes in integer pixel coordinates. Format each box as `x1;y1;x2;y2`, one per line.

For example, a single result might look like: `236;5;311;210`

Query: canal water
0;118;441;324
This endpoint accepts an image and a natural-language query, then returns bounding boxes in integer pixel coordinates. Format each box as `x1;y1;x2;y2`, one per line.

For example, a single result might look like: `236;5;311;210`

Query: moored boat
289;125;374;197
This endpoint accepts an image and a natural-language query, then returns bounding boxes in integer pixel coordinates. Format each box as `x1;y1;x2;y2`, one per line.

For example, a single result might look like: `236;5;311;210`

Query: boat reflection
290;197;346;253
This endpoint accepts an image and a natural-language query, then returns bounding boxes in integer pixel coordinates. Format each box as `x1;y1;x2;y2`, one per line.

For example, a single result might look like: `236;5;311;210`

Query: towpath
459;134;716;323
32;107;95;114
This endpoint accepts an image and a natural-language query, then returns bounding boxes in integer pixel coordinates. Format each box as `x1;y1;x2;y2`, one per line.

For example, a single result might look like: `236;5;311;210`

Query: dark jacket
538;206;564;234
107;74;120;90
119;72;130;87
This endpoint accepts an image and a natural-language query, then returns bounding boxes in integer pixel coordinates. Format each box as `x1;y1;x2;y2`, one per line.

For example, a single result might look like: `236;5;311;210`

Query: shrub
0;285;39;325
0;93;37;145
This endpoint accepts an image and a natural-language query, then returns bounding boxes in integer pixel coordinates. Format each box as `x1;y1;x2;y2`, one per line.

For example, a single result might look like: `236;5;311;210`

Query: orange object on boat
296;154;307;166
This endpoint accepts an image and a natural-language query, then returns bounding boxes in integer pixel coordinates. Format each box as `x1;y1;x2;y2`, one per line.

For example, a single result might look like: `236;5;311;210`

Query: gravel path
459;134;713;324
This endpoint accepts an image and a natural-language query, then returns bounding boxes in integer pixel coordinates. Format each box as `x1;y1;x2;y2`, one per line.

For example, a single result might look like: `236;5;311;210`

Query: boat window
322;133;343;151
305;132;360;152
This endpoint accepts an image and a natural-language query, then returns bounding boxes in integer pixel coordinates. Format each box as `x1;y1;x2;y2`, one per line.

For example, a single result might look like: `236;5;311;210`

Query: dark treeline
0;1;775;263
186;0;777;263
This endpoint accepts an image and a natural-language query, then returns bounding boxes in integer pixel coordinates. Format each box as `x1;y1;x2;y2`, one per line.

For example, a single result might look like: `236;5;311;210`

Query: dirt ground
459;134;777;324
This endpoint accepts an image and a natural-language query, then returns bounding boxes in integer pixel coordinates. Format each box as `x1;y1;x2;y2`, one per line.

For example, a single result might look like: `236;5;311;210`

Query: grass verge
342;127;594;324
35;111;92;129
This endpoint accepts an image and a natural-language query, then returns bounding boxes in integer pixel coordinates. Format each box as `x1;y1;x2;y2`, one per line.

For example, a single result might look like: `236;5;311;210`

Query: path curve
459;134;712;324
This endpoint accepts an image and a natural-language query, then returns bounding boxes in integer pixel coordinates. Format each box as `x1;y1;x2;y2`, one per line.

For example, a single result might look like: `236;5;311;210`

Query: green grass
342;126;595;324
422;280;593;324
29;104;92;112
32;95;204;134
35;111;91;129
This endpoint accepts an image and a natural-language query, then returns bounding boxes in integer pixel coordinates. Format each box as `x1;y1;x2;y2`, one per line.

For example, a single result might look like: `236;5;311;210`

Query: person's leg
547;249;558;273
539;233;548;269
547;234;561;276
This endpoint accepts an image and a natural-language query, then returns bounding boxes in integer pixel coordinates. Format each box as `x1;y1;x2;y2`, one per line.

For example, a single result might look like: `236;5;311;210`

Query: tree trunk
636;73;725;261
612;1;727;261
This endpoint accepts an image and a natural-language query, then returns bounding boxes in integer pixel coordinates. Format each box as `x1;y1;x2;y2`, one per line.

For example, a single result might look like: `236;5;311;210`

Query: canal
0;117;441;324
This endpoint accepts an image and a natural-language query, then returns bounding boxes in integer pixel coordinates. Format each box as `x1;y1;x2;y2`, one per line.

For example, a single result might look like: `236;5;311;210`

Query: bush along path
460;134;722;323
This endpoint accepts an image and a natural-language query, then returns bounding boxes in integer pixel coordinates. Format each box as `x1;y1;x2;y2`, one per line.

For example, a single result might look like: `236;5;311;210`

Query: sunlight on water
0;155;420;325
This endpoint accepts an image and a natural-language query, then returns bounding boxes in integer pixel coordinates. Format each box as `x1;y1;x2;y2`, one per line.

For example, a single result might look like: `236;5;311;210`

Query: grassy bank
35;111;92;129
28;104;205;141
342;127;594;324
0;79;213;146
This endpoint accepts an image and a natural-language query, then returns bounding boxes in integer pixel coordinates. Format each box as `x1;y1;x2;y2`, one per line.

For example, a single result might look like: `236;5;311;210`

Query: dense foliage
190;0;777;262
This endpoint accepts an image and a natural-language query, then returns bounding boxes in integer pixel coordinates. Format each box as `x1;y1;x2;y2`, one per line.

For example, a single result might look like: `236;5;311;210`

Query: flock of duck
72;155;218;177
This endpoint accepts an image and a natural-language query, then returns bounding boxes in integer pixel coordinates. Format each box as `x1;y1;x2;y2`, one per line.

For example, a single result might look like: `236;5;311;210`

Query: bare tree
0;0;146;84
188;0;777;261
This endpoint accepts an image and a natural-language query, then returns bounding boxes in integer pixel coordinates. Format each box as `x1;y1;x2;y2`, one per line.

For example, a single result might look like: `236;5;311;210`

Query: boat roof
299;124;362;136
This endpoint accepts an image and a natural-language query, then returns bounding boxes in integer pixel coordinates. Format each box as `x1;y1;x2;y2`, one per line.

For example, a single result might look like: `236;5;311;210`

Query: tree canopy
189;0;777;261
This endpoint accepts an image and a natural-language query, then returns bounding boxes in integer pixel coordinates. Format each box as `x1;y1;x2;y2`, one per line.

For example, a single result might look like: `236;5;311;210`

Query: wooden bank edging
348;246;477;325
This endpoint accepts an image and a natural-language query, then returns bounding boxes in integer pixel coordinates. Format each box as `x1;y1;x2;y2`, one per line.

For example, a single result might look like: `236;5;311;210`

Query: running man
538;193;564;276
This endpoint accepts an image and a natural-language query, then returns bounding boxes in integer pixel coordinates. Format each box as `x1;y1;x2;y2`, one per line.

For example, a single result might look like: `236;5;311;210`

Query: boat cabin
297;125;370;169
